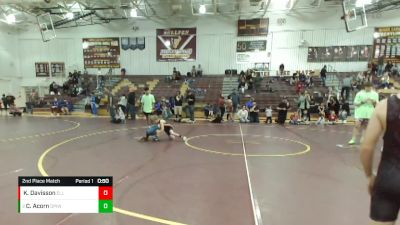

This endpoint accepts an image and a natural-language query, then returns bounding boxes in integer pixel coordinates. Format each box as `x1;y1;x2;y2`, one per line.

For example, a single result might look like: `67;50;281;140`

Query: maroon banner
156;28;196;62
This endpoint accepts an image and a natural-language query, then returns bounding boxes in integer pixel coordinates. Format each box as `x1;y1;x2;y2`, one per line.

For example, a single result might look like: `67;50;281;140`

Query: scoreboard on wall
373;27;400;63
238;18;269;36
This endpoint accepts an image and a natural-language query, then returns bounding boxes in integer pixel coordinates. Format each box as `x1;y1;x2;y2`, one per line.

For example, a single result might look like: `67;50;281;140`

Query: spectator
289;112;300;125
279;63;284;76
118;94;127;114
126;88;136;120
191;65;196;77
392;63;399;76
218;95;225;119
249;102;260;123
237;106;249;123
254;74;262;93
276;97;290;125
297;91;310;119
91;93;99;116
174;91;183;121
204;103;213;119
320;65;327;87
328;96;340;116
328;110;338;125
140;87;156;124
265;106;273;124
316;103;326;125
226;95;234;122
51;98;60;116
246;97;254;110
380;72;390;89
230;89;240;113
186;90;196;122
2;94;8;112
341;74;353;100
384;61;393;73
377;55;384;76
197;64;203;77
9;103;22;117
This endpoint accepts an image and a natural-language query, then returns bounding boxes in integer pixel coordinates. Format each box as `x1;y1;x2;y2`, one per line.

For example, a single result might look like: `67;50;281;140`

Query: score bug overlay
18;176;113;213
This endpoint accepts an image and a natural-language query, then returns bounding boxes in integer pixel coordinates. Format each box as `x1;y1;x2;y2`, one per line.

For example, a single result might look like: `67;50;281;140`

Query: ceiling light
199;5;206;14
5;14;16;24
82;42;89;49
355;0;372;7
130;8;138;17
66;12;74;20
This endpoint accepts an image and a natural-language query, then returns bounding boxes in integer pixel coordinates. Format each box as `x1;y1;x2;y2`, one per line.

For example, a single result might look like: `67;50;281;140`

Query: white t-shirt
237;109;248;119
265;108;272;117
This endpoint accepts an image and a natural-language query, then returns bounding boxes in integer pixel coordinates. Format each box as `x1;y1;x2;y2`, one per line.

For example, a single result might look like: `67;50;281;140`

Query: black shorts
370;162;400;222
164;126;173;135
143;112;152;118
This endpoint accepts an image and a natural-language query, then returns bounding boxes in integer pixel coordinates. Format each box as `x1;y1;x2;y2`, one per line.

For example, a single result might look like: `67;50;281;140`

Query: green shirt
141;94;155;113
353;90;379;119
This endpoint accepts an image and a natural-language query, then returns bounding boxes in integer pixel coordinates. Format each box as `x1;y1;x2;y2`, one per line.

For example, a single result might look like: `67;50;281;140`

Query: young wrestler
163;122;187;141
139;116;164;142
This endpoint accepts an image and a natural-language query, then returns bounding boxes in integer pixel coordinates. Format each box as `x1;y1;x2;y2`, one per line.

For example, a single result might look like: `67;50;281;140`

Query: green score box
99;200;113;213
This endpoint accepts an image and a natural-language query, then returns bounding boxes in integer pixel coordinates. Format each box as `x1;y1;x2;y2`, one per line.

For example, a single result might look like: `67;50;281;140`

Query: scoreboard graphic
18;177;113;213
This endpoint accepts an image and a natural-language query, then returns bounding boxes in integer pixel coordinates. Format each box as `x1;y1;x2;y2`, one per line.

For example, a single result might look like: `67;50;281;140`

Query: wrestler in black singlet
371;95;400;221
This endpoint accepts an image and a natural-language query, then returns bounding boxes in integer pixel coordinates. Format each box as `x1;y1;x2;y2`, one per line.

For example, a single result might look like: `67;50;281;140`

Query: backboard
36;13;56;42
342;0;368;32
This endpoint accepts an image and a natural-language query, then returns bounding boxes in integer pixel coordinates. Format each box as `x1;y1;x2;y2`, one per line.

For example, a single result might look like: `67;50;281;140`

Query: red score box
98;186;113;200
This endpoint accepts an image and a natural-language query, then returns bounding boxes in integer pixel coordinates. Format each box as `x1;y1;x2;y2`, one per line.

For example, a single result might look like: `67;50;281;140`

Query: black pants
341;87;351;100
265;117;272;123
219;107;225;119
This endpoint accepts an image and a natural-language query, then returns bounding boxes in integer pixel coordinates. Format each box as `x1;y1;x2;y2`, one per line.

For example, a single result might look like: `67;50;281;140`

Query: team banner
121;37;145;51
156;28;196;62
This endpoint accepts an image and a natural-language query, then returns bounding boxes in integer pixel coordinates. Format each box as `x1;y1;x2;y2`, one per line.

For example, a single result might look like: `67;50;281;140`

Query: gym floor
0;116;384;225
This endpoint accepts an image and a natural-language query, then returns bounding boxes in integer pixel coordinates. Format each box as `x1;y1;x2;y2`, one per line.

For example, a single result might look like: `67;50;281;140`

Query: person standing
341;74;353;101
118;94;127;114
186;90;196;122
140;87;155;125
218;95;225;120
348;83;379;145
297;91;310;120
276;97;290;125
230;89;240;113
126;88;136;120
90;93;98;116
174;91;183;121
320;65;327;87
360;93;400;225
2;94;8;113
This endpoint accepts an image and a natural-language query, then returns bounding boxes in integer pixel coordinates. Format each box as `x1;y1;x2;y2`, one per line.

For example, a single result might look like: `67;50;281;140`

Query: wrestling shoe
348;139;356;145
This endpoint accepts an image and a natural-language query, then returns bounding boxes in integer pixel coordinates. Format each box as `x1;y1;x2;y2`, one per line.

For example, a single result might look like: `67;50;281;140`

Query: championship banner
82;38;120;68
35;62;50;77
373;27;400;63
156;28;196;62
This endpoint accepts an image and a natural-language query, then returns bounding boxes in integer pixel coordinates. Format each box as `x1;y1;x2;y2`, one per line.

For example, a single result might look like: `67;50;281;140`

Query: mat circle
185;134;311;157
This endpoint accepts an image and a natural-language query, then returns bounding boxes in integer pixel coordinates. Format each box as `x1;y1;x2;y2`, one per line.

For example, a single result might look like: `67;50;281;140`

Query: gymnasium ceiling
0;0;399;28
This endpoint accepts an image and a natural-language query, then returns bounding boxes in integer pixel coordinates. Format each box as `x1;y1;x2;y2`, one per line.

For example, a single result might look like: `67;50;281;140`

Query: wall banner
156;28;196;62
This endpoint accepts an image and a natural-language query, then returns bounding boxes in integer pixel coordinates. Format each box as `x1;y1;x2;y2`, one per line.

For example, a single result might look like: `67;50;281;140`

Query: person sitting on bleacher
237;106;249;123
9;103;22;117
196;64;203;77
50;98;60;116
